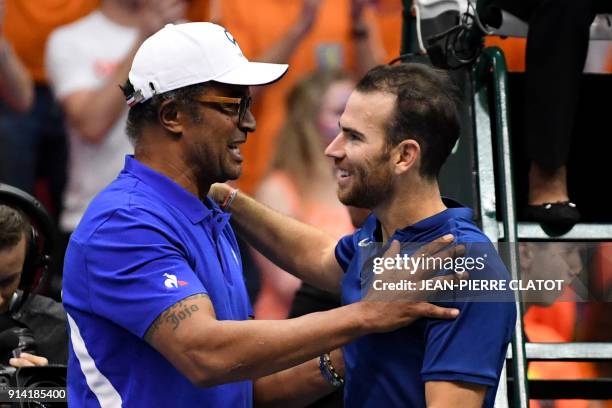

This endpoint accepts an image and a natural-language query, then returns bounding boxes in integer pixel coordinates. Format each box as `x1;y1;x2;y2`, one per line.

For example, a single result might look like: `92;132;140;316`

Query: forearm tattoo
145;293;208;342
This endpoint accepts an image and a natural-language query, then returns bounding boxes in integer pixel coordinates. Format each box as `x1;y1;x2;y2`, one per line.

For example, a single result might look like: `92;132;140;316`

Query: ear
158;99;184;135
393;139;420;175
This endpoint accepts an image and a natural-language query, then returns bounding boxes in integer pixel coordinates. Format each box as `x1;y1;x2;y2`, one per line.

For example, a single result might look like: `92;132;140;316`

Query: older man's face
180;83;255;186
325;90;396;209
0;235;26;313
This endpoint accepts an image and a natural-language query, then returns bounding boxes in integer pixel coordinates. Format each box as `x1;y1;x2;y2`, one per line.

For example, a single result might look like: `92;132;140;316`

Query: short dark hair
121;80;209;146
0;205;30;251
355;63;460;179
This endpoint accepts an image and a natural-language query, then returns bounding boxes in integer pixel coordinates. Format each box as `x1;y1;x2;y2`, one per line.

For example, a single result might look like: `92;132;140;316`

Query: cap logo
126;90;144;107
224;30;238;47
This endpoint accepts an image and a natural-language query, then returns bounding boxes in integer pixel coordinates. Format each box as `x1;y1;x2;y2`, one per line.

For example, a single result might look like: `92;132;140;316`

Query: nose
324;132;345;160
238;109;256;133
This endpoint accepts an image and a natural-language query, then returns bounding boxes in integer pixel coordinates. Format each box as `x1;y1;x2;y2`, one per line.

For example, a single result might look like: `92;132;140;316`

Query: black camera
0;319;66;408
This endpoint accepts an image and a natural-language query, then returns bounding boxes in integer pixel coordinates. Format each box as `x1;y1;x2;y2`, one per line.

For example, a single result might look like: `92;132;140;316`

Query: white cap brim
214;61;289;86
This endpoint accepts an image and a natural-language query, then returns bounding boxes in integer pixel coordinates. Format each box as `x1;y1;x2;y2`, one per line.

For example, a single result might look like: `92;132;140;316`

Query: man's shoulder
443;215;491;244
73;176;177;244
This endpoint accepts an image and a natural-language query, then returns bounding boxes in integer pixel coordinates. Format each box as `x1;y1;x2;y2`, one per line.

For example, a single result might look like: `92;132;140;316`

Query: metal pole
480;46;529;408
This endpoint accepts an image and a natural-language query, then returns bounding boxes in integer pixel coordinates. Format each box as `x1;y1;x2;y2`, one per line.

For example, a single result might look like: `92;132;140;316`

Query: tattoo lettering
145;293;207;342
166;304;200;330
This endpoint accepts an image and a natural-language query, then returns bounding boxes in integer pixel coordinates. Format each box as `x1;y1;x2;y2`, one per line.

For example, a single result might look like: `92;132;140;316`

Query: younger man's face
0;235;26;313
325;90;396;209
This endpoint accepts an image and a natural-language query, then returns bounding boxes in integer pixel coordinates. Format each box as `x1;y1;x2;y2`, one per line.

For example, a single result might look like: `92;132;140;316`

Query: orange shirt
2;0;99;82
186;0;212;23
484;36;527;73
375;0;403;61
525;300;576;342
524;301;598;408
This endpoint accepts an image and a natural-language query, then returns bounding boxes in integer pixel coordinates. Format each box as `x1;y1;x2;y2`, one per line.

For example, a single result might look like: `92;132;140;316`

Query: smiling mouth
335;168;353;187
228;140;245;162
336;168;351;178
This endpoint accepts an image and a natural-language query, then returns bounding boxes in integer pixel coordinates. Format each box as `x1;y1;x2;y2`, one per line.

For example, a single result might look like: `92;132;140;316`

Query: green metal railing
473;47;529;408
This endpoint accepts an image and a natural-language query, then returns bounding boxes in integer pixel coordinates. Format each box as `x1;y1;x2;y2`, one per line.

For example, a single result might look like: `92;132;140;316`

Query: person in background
518;242;607;408
0;204;67;368
484;0;612;234
44;0;187;292
254;70;356;319
0;0;98;220
0;0;33;113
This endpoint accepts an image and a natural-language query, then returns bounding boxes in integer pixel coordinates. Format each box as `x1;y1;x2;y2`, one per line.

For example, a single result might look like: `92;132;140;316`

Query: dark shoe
523;201;580;236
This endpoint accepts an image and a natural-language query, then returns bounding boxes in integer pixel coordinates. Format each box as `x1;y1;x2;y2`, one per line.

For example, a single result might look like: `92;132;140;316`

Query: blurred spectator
44;0;187;284
217;0;401;195
519;242;584;307
0;0;97;218
253;70;356;319
519;242;598;408
0;0;33;113
485;0;612;235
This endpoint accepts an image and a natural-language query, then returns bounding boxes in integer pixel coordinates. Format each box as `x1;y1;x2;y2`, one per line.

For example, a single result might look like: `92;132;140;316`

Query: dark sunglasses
195;95;252;123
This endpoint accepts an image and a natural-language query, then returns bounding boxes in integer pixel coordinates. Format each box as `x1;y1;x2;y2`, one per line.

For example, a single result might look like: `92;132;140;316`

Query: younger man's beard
338;150;393;209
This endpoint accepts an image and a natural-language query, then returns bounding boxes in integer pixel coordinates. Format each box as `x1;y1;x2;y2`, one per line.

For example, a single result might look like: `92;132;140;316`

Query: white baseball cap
127;22;288;106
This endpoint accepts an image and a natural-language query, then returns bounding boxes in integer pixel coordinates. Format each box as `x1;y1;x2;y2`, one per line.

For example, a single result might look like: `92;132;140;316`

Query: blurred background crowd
0;1;611;407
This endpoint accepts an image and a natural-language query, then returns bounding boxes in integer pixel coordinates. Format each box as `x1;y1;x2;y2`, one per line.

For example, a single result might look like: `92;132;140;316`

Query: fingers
414;302;459;320
9;358;36;368
9;352;49;368
378;234;455;264
420;272;470;300
412;242;466;282
417;234;455;258
14;352;48;366
434;241;466;261
208;183;227;204
373;235;461;281
369;235;468;299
